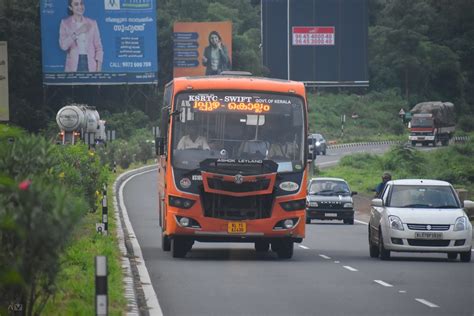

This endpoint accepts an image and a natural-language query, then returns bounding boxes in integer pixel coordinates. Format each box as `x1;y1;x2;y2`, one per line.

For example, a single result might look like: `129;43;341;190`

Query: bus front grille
201;192;273;220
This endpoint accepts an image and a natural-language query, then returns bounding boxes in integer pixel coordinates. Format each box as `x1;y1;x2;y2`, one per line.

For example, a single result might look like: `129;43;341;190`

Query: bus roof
169;75;307;97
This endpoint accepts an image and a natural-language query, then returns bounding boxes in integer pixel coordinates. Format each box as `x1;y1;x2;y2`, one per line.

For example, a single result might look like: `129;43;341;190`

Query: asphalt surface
122;145;473;316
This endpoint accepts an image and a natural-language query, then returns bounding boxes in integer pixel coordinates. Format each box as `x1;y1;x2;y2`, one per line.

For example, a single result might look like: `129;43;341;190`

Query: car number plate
325;213;338;217
228;222;246;234
415;232;443;239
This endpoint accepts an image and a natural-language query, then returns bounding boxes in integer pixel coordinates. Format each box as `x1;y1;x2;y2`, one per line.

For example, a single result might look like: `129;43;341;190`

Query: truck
408;101;455;147
56;104;106;145
155;74;309;259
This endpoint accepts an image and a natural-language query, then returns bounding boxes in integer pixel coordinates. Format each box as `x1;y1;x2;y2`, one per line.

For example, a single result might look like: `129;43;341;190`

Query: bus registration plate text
228;222;246;234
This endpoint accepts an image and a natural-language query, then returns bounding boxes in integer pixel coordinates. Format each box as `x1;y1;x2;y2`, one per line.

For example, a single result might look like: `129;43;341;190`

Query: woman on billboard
202;31;230;75
59;0;103;72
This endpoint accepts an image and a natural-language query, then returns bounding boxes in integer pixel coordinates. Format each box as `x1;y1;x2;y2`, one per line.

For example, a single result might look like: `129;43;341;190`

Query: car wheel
378;230;391;260
276;240;294;259
460;250;471;262
323;149;326;155
344;218;354;225
255;241;270;252
162;232;171;252
447;252;457;260
368;226;379;258
171;237;188;258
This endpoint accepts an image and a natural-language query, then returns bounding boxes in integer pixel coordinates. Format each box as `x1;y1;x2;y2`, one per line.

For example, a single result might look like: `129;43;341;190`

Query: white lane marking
334;260;340;263
319;254;331;260
298;245;309;249
343;265;358;272
399;290;407;293
415;298;439;308
118;167;163;315
354;219;368;225
374;280;393;287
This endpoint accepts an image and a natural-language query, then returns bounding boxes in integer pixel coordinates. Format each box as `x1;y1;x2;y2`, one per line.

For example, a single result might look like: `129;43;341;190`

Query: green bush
0;176;85;315
53;144;109;211
130;129;155;164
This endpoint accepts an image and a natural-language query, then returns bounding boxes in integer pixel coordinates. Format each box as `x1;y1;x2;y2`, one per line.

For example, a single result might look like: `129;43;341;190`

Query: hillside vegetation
319;138;474;198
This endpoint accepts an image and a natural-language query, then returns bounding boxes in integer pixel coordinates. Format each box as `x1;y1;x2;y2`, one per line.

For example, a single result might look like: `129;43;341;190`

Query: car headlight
307;201;318;207
454;216;468;231
388;215;404;231
315;141;321;146
343;202;353;208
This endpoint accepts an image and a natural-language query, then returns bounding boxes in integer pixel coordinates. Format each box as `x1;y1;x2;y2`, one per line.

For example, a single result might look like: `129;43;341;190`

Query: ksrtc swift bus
156;74;309;258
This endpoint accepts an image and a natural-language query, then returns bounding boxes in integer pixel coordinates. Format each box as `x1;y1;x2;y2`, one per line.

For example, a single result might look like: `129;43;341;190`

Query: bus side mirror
155;137;165;155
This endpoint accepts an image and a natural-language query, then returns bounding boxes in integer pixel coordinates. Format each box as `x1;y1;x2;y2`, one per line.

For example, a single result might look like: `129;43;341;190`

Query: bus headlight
169;195;196;209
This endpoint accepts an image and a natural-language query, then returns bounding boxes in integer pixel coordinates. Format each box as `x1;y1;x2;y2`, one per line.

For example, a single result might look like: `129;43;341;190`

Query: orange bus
156;73;309;258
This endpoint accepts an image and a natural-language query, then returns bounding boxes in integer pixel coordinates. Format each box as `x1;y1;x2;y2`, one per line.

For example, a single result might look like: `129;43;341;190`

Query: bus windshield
171;91;305;172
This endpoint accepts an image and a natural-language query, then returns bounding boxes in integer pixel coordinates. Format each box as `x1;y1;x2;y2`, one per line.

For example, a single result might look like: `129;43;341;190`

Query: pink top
59;16;103;72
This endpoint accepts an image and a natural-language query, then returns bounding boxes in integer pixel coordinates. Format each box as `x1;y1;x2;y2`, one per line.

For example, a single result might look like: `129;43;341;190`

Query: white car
369;179;473;262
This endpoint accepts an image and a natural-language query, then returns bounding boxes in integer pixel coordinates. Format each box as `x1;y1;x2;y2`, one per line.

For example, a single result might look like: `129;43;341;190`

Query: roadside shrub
53;144;109;211
0;133;59;182
381;144;425;177
130;129;155;164
339;153;381;170
112;139;138;169
0;176;85;315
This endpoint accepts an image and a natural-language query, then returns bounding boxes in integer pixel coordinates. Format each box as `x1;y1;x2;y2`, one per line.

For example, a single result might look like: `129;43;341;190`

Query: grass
42;160;155;315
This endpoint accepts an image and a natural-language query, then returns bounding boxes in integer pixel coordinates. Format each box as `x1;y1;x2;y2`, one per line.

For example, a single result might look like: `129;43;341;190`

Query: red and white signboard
292;27;335;46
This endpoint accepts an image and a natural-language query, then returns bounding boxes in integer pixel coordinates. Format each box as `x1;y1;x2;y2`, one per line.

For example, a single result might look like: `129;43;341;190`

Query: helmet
382;172;392;181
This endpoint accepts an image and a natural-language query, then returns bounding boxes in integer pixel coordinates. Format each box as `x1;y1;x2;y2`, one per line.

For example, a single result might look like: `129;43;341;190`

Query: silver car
369;179;473;262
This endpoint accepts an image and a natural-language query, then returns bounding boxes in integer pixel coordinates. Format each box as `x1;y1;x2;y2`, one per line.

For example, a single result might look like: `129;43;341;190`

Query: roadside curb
113;165;160;316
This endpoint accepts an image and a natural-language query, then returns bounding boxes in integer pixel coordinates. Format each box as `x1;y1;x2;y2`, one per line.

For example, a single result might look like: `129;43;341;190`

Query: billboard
173;21;232;78
40;0;158;85
262;0;368;87
0;41;8;121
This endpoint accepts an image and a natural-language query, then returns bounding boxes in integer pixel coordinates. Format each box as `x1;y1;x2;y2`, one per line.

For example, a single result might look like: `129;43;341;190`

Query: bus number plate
228;222;246;234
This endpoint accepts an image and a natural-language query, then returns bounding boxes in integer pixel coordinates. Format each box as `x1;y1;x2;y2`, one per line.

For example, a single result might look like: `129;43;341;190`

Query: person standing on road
374;172;392;198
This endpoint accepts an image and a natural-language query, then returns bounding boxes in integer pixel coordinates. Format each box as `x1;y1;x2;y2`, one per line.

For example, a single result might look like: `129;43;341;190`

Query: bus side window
158;84;173;155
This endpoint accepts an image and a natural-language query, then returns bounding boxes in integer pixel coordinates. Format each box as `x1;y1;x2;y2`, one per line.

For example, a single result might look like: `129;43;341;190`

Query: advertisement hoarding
40;0;158;85
262;0;368;87
173;21;232;78
0;41;9;121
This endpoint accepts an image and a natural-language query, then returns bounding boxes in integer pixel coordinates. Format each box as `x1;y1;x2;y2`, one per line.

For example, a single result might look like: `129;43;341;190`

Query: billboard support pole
287;0;290;80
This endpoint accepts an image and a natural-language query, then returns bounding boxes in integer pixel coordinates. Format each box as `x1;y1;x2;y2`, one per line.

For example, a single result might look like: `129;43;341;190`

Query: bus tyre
255;241;270;252
276;240;294;259
411;141;416;146
441;139;449;146
162;233;171;252
172;237;188;258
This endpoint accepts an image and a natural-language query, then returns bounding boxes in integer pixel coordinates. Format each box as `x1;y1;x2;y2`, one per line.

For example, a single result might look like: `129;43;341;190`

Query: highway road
120;144;473;316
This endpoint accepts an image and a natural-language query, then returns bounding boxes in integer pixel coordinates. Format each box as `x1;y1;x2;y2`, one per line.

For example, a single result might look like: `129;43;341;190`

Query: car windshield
308;180;350;196
171;91;305;172
387;185;459;208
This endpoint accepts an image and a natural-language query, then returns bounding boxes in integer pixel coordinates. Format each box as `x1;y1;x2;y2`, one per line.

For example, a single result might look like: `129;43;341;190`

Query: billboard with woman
40;0;158;85
173;21;232;78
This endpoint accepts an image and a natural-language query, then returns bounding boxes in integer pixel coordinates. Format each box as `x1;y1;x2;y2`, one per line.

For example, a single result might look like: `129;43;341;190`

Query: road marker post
95;256;108;316
102;184;108;236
